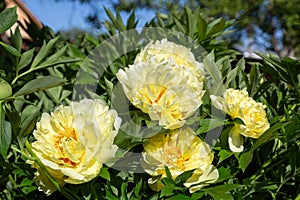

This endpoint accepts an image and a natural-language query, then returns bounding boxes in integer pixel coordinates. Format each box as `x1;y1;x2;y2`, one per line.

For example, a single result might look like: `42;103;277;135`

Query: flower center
137;84;183;121
138;84;167;105
162;144;190;172
54;127;84;167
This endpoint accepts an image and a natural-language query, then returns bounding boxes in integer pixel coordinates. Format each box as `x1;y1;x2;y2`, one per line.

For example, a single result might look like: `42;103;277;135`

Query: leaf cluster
0;5;299;200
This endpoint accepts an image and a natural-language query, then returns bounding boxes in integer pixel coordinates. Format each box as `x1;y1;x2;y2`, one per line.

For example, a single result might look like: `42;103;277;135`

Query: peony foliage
0;6;299;200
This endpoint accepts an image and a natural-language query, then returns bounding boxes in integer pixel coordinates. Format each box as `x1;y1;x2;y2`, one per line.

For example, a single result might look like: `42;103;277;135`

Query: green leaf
134;179;142;198
191;192;205;200
203;51;224;95
206;18;225;37
249;122;289;153
202;184;240;200
217;150;233;164
19;105;40;138
171;194;192;200
31;36;60;69
0;7;18;34
105;77;114;100
0;41;22;57
198;118;225;134
11;26;22;52
126;11;137;30
99;167;110;181
197;13;208;39
225;58;245;88
174;170;193;184
165;166;173;179
216;167;231;182
174;16;187;34
0;103;12;159
238;151;253;172
14;76;66;97
34;57;82;70
185;7;196;37
17;48;35;73
160;180;175;198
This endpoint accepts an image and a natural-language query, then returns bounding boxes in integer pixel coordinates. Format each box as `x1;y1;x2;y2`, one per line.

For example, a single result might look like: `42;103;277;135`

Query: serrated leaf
14;76;66;97
0;7;18;34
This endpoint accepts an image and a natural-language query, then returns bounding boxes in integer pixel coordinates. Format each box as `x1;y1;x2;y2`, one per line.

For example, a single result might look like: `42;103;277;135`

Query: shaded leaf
238;151;253;172
14;76;66;97
0;41;21;57
0;7;18;34
202;184;240;200
17;48;35;73
0;104;12;159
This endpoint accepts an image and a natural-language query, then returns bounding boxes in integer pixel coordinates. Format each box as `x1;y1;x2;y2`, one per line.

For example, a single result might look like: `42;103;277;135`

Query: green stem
8;174;18;189
25;140;81;200
11;69;34;85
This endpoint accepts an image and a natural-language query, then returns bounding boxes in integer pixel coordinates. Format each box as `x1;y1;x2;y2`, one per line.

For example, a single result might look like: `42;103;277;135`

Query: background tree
54;0;300;58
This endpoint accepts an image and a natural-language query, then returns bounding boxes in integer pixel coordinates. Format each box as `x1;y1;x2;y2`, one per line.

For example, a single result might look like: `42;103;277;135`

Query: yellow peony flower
135;38;205;81
116;39;205;129
141;127;219;193
28;99;121;195
211;89;270;152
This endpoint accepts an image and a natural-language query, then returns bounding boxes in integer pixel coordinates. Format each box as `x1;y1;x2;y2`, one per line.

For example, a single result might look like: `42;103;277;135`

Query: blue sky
23;0;155;33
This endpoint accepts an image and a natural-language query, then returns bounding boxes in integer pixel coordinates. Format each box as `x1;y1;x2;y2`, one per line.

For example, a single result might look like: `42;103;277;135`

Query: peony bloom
211;89;270;152
116;39;205;129
28;99;121;195
134;38;205;81
141;127;219;193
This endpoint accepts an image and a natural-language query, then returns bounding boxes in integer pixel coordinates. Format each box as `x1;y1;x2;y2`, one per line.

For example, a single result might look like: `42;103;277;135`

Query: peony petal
210;95;225;111
228;125;244;152
184;165;219;193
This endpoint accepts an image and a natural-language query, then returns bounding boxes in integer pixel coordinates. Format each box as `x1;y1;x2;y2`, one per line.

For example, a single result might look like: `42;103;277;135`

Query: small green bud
0;78;12;100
